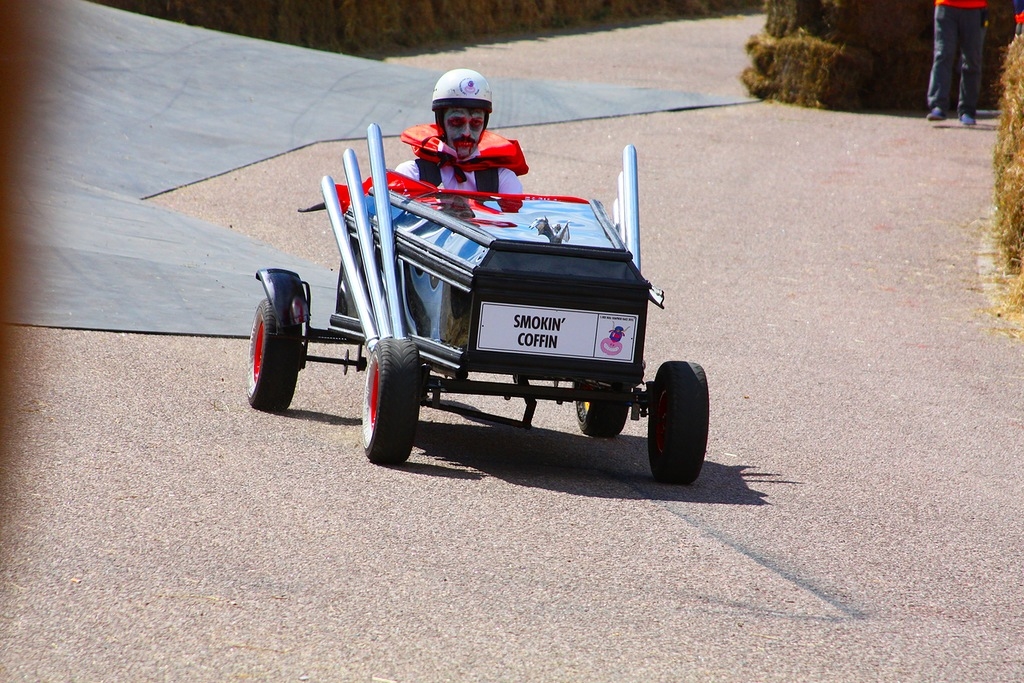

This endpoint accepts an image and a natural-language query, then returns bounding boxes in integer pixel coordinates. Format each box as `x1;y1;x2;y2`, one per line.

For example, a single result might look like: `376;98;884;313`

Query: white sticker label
476;303;637;362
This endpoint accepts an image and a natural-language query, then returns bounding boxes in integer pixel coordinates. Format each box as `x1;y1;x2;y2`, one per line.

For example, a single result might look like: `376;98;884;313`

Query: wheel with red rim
647;361;708;484
574;383;629;437
247;298;303;412
362;337;421;464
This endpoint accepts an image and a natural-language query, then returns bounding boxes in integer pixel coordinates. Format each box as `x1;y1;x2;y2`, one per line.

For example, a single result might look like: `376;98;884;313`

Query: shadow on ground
403;419;787;505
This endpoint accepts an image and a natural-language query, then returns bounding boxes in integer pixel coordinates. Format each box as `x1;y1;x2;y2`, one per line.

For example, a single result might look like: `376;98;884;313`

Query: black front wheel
363;337;422;465
647;361;709;484
248;298;303;412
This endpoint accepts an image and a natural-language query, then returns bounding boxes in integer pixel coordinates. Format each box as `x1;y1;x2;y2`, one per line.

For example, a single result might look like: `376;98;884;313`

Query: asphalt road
4;12;1024;682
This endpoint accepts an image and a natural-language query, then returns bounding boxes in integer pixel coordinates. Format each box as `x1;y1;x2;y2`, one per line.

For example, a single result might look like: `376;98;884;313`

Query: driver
395;68;529;194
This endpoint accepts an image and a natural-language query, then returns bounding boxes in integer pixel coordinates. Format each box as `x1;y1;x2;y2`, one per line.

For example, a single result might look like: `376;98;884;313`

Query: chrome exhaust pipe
322;173;379;346
366;123;406;340
342;147;393;343
620;144;641;273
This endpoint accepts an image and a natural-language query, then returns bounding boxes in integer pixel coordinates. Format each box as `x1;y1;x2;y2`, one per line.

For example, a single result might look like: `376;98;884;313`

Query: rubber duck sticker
599;324;629;356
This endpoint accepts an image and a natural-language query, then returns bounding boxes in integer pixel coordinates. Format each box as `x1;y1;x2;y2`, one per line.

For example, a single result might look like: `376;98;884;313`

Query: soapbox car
247;124;708;484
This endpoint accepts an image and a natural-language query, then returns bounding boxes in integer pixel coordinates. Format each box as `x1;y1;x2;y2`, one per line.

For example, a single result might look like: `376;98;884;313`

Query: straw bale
750;0;1016;111
93;0;764;56
859;40;933;110
742;32;872;108
764;0;931;46
1009;273;1024;317
994;37;1024;273
820;0;932;49
765;0;824;38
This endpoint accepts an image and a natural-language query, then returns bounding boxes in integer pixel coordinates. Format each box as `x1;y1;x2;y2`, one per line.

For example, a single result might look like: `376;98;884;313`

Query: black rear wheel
575;384;629;438
248;298;303;412
647;361;709;484
363;337;422;464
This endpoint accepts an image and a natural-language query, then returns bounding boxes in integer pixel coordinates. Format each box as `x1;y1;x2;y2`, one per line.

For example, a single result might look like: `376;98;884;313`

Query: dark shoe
959;113;976;126
927;107;946;121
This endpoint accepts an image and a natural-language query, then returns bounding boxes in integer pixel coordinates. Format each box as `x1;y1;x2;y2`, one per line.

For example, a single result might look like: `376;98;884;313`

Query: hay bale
742;32;872;109
766;0;824;38
860;41;933;110
750;0;1016;110
763;0;932;47
1009;273;1024;317
820;0;932;49
92;0;764;56
995;160;1024;271
994;37;1024;273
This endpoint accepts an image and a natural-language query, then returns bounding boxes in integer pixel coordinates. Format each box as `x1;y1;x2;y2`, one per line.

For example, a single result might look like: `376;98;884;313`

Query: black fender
255;268;309;328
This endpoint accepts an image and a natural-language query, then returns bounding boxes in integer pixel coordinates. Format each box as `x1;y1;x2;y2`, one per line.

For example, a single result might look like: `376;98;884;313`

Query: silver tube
616;170;626;243
343;148;393;341
321;174;379;345
621;144;641;273
366;123;406;339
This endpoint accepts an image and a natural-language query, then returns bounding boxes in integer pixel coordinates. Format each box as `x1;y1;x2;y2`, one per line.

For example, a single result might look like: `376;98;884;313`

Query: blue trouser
927;5;987;117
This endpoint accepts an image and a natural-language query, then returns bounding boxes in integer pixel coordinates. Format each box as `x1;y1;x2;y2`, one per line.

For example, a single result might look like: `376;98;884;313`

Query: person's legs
957;8;986;118
927;5;957;114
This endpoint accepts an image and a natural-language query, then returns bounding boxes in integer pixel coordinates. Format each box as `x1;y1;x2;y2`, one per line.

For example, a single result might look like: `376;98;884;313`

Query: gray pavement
13;0;746;336
4;7;1024;683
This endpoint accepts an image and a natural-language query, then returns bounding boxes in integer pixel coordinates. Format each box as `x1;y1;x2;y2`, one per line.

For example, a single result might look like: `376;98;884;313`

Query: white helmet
431;68;493;113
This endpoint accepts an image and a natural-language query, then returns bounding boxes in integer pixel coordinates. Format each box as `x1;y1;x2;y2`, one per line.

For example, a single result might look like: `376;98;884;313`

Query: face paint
443;107;486;161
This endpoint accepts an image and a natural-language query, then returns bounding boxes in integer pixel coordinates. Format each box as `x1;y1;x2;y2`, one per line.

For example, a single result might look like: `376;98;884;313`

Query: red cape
400;124;529;177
